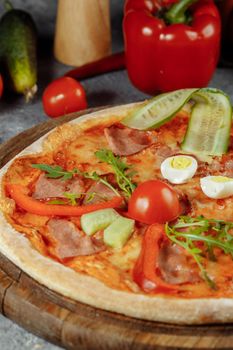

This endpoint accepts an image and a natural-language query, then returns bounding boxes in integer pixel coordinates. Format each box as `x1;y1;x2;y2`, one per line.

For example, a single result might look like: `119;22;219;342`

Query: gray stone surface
0;0;232;349
0;316;61;350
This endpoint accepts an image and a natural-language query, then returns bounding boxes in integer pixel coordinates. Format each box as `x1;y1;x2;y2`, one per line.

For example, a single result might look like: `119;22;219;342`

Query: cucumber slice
103;216;135;249
181;89;233;156
122;88;198;130
81;208;119;236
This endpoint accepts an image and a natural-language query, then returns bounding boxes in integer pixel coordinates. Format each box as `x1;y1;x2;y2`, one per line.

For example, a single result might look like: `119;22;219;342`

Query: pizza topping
176;191;191;216
181;89;232;156
127;180;181;224
81;208;119;236
47;219;103;260
200;176;233;199
95;149;136;198
6;184;123;217
68;178;85;195
104;125;151;156
158;243;198;285
83;182;117;205
123;88;232;156
103;216;135;249
33;174;66;199
224;159;233;177
156;145;175;159
165;216;233;289
197;157;233;178
33;174;85;200
32;150;136;201
81;209;135;249
76;170;120;197
122;89;198;130
32;163;77;180
135;216;233;292
32;163;120;198
160;155;198;184
133;224;179;293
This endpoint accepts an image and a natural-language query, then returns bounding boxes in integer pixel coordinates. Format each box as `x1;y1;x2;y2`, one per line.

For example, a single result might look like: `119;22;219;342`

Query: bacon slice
174;188;191;216
33;174;85;199
33;174;66;199
83;181;116;205
158;243;198;285
223;159;233;178
47;219;103;260
154;145;178;168
104;125;151;156
156;145;174;159
67;177;85;194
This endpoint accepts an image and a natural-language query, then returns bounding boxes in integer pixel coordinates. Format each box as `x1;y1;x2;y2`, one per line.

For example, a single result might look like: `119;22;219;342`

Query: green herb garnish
31;164;78;180
47;199;67;205
165;216;233;289
95;149;136;198
32;149;136;200
77;170;120;197
47;192;101;206
63;192;81;205
32;163;119;197
47;192;81;206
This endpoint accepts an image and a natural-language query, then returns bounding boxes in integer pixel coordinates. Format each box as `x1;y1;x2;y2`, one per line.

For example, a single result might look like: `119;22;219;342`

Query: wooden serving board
0;108;233;350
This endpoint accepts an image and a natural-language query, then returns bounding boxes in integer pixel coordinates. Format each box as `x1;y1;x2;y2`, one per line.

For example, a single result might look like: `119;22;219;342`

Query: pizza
1;89;233;325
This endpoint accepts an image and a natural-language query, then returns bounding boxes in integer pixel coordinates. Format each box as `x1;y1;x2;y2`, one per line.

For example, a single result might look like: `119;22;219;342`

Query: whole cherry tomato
42;77;87;118
0;75;3;97
127;180;180;224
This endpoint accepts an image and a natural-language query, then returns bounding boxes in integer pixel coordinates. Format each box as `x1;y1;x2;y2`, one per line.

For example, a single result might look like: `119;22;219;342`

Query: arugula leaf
32;163;120;197
165;216;233;289
95;149;136;198
32;149;137;199
165;223;216;289
85;192;96;203
76;170;120;197
47;199;67;205
47;192;102;206
63;192;81;205
32;164;77;181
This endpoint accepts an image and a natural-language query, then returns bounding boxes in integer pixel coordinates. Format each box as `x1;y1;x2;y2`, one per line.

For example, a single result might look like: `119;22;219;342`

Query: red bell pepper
6;184;123;217
133;224;179;293
123;0;221;94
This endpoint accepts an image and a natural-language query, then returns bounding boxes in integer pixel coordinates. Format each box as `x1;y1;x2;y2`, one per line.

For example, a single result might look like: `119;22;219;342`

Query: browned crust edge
0;104;232;325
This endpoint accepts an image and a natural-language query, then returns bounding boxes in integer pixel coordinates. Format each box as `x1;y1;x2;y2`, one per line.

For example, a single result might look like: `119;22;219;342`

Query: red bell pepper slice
133;224;179;293
6;184;123;217
123;0;221;94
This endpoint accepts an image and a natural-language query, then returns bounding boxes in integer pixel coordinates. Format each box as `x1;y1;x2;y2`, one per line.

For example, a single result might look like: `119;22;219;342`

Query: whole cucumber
0;8;37;101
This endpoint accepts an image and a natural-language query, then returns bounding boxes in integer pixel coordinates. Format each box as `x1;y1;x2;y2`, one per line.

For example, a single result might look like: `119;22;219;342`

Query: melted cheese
64;128;111;174
4;113;233;297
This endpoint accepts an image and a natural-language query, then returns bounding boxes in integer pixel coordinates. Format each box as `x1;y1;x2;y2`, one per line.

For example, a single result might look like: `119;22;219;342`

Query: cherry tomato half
127;180;180;224
42;77;87;118
0;75;3;97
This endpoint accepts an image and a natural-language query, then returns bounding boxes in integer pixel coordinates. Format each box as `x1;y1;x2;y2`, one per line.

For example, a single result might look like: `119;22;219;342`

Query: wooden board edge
0;105;233;349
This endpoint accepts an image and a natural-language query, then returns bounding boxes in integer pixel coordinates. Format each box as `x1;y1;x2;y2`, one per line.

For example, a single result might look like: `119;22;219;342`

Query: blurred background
0;0;139;144
0;0;232;144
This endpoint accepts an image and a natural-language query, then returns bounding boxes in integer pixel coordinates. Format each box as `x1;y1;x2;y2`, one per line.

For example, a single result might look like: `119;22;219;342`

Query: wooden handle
54;0;111;66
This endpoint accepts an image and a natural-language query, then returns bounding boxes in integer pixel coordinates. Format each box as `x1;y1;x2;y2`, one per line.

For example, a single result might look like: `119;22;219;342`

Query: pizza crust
1;104;233;325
